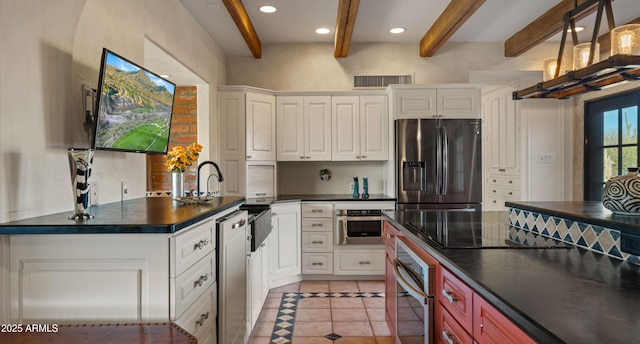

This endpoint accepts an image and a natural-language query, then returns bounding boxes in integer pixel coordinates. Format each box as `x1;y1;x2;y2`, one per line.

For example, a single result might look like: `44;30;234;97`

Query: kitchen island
0;196;245;344
384;208;640;344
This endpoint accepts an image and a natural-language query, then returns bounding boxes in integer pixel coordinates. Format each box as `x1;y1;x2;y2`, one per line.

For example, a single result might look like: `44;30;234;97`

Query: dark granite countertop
384;210;640;344
0;196;245;234
505;201;640;234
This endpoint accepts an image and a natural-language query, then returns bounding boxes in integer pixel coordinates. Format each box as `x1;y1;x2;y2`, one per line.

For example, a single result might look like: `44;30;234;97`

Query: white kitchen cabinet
219;87;277;197
246;92;276;161
218;210;249;344
276;95;332;161
333;249;385;275
247;232;270;332
300;203;334;275
390;85;480;119
332;95;388;161
269;203;301;287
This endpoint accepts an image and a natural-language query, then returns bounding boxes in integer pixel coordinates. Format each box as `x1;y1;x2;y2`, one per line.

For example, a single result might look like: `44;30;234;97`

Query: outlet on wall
121;181;128;201
348;182;354;193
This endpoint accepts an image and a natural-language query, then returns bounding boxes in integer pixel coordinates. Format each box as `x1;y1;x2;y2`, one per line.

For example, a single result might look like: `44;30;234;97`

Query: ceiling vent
353;74;413;89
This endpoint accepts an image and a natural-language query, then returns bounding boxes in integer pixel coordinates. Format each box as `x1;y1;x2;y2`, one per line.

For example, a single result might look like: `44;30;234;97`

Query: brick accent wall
147;86;198;192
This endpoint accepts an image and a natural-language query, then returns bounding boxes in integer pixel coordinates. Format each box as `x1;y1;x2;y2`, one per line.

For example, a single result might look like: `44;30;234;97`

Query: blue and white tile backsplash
508;207;640;266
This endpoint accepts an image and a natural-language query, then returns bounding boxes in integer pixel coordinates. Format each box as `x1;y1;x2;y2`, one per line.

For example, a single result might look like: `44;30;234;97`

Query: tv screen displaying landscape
93;49;176;154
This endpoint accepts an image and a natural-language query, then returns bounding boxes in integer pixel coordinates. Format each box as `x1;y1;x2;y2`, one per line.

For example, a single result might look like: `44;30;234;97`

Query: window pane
622;106;638;144
604;147;619;181
603;110;619;145
622;146;638;173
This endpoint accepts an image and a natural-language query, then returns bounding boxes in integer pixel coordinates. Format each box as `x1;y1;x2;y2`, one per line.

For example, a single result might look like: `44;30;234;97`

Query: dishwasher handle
393;258;427;304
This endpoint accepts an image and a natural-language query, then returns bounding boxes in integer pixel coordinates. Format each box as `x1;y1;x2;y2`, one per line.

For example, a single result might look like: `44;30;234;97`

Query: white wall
0;0;226;222
277;161;385;195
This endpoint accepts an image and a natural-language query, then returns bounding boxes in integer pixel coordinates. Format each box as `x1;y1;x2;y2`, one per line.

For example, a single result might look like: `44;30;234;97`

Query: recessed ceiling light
259;5;276;13
316;28;331;35
390;27;406;34
567;26;585;33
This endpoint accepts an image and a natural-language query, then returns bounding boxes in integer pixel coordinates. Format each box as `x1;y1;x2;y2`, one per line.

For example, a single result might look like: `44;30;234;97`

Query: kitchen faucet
196;161;224;197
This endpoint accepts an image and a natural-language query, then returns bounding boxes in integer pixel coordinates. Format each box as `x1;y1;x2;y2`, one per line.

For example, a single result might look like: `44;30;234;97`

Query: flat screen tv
92;48;176;154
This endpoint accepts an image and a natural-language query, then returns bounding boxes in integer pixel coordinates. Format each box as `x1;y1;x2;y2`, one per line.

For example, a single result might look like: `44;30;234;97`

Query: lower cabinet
270;203;301;287
383;221;402;338
301;203;334;275
248;235;270;331
176;283;216;344
436;266;536;344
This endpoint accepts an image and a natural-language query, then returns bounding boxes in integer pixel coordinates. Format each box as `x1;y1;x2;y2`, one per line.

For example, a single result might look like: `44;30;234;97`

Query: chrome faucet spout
196;161;224;196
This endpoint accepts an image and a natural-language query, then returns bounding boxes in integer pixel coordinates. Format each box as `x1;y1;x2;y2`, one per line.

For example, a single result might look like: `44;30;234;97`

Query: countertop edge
383;214;563;344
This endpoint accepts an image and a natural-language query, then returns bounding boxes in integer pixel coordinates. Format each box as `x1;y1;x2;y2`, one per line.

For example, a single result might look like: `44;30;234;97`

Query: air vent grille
354;75;413;88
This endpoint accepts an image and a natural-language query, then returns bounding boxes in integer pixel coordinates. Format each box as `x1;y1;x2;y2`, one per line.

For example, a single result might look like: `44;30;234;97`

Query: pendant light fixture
514;0;640;100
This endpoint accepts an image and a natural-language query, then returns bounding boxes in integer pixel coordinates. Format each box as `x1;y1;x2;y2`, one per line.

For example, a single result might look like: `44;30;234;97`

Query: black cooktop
398;210;571;249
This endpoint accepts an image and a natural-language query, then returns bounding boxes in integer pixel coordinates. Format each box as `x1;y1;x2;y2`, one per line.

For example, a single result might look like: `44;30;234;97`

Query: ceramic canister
602;167;640;215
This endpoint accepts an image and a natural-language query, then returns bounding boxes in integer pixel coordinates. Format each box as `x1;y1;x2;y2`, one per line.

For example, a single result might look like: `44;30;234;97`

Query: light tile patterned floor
249;280;393;344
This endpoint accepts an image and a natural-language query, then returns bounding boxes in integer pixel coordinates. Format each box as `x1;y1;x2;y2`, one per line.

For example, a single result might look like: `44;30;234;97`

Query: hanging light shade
611;24;640;56
573;42;600;70
543;57;565;82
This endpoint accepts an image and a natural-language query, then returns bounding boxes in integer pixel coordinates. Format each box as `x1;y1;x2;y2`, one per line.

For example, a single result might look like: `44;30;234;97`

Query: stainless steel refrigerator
396;118;482;212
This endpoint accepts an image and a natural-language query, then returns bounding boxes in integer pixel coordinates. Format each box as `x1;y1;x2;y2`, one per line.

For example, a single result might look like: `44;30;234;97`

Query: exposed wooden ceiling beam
599;17;640;55
334;0;360;58
222;0;262;58
504;0;613;57
419;0;486;57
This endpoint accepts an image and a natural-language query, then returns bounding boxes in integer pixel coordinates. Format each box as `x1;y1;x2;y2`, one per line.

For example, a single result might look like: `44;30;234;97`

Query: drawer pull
311;262;324;266
441;330;456;344
508;180;513;184
359;261;371;265
196;312;210;327
311;240;324;244
194;274;209;287
255;192;267;196
246;155;252;159
300;156;305;159
492;179;496;183
232;219;246;229
492;189;497;193
441;289;457;304
311;209;324;213
508;191;513;195
194;239;209;250
311;223;324;227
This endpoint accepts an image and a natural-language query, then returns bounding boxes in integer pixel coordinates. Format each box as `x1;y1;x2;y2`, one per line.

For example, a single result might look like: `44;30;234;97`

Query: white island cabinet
1;197;243;344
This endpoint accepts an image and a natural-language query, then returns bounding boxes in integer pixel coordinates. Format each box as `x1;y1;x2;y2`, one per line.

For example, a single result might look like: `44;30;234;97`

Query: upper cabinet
391;85;480;119
332;95;389;161
246;92;276;161
276;96;332;161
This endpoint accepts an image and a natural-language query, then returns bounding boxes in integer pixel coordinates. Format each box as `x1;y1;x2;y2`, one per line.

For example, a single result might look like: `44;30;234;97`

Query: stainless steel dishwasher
217;210;249;344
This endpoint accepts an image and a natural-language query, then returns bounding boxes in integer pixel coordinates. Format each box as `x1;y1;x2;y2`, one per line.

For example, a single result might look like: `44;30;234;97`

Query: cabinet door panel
435;304;474;344
276;96;304;161
473;294;536;344
270;204;301;286
360;95;388;160
332;96;360;160
246;92;276;160
305;96;332;160
439;267;474;332
437;89;480;119
333;249;384;275
394;88;437;119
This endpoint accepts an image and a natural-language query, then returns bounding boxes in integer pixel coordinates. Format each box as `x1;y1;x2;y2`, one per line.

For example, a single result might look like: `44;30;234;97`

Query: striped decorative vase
602;167;640;215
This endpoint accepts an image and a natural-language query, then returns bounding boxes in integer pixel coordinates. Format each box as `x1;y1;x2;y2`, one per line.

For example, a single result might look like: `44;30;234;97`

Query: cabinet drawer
172;252;215;319
302;232;333;252
487;176;500;186
302;253;333;274
497;177;520;188
176;283;216;344
170;218;215;277
439;267;474;332
301;203;333;217
497;188;521;199
301;218;333;232
333;249;385;275
435;304;474;344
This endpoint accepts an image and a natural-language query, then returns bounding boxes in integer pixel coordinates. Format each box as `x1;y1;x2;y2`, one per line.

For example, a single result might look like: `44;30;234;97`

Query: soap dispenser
352;177;359;199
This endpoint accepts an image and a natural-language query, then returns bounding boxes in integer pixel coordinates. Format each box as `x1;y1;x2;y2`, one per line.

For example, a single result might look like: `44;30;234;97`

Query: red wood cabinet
383;221;401;338
435;303;474;344
473;294;536;344
439;266;474;332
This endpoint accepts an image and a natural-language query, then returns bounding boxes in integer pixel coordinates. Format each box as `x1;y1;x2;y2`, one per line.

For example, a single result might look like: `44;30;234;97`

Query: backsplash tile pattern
508;208;640;266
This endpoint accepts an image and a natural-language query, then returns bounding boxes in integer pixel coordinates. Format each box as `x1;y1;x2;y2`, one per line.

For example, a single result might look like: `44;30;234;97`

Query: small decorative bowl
602;167;640;215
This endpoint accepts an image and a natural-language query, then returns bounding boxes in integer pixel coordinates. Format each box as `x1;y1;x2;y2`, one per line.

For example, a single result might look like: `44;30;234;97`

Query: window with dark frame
584;90;640;201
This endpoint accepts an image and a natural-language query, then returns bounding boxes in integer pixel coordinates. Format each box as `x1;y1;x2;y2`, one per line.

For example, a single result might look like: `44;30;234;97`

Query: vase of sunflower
165;143;202;199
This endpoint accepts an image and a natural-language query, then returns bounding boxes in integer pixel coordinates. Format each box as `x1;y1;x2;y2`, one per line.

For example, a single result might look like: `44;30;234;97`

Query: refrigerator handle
435;127;442;195
442;126;448;195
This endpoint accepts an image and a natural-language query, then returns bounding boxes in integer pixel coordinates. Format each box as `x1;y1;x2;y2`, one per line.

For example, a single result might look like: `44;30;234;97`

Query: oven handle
336;217;346;245
393;258;427;304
